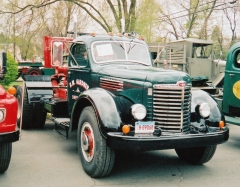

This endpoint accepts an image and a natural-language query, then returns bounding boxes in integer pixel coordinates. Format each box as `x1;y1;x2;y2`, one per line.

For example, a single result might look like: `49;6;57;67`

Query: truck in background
15;33;229;177
148;38;225;96
149;39;240;125
215;42;240;125
0;51;19;173
17;60;43;80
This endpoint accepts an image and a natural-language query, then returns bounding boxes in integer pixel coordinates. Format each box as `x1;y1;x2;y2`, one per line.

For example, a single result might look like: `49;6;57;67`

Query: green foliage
211;26;227;60
0;52;18;88
135;0;160;42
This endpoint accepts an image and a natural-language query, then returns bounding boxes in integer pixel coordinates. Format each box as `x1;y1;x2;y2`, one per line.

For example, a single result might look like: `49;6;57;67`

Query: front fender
191;90;224;126
71;88;122;136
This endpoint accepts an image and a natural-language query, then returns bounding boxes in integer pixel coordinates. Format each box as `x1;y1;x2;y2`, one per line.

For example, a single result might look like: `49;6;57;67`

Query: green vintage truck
15;33;229;178
216;42;240;124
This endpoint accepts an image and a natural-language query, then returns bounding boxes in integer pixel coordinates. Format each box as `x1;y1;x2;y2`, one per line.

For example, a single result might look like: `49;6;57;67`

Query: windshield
192;43;212;58
91;41;151;65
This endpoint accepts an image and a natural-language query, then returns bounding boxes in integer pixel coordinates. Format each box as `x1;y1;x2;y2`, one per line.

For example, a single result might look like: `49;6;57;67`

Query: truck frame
16;33;229;178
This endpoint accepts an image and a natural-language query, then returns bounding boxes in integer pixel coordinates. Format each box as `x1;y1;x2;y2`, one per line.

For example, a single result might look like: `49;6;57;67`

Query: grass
9;78;23;89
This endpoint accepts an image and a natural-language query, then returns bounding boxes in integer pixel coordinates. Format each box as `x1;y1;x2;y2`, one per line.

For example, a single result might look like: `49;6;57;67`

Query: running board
53;118;70;139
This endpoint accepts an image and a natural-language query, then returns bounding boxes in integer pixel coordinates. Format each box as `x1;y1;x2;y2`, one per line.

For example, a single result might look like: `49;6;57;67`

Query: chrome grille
153;84;191;132
100;78;123;91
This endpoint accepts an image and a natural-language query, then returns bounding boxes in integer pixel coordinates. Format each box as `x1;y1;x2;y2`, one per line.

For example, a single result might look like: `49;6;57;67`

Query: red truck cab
0;52;19;173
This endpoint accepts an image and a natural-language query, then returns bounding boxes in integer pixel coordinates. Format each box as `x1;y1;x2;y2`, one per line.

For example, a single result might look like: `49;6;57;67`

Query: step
225;116;240;126
53;118;70;139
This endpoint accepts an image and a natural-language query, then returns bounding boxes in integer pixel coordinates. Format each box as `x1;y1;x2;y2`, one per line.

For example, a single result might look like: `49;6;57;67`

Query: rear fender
70;88;123;137
24;75;53;103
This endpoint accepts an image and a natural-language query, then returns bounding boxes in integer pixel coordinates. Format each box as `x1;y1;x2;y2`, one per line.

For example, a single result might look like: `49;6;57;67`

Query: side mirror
52;42;63;66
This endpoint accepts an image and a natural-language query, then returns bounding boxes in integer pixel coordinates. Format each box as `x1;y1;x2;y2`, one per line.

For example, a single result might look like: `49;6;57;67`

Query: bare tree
222;0;240;46
0;0;138;33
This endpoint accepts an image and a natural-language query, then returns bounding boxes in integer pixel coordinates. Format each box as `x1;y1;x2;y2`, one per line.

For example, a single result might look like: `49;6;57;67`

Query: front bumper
107;127;229;151
0;130;20;143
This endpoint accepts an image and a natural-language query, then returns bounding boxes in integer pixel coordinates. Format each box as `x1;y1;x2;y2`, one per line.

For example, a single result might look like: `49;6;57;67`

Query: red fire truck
0;51;19;173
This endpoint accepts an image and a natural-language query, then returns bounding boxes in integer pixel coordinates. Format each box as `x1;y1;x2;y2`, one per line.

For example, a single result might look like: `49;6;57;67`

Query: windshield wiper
110;37;125;50
127;39;136;54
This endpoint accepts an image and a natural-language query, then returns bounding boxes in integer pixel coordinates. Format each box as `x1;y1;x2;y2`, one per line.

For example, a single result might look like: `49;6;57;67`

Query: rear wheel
15;86;33;129
77;106;115;178
175;145;217;165
0;143;12;173
32;103;47;128
25;67;43;76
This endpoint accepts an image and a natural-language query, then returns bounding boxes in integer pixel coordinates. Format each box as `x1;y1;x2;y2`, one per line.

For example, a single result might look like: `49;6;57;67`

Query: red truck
0;51;19;173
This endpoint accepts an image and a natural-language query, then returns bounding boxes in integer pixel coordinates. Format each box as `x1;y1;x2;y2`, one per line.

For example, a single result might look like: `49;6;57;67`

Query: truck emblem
176;81;186;87
233;81;240;99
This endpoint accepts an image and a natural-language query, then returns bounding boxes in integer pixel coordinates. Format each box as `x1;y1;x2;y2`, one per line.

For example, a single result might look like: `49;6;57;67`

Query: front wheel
0;143;12;173
175;145;217;165
77;106;115;178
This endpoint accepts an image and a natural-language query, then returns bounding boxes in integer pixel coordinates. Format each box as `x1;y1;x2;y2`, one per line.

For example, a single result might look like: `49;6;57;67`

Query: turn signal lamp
91;33;96;37
219;121;225;128
122;125;130;134
8;86;17;95
109;32;113;36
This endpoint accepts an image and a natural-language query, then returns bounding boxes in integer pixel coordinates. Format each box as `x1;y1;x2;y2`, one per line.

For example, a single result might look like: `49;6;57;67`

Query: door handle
229;74;235;77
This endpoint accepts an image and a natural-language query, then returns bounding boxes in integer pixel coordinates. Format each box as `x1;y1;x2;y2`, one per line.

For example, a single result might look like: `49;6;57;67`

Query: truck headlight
131;104;146;120
197;102;210;118
0;109;5;122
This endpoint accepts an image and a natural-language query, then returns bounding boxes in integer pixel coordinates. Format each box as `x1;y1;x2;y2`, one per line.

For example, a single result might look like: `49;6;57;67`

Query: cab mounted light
131;104;147;120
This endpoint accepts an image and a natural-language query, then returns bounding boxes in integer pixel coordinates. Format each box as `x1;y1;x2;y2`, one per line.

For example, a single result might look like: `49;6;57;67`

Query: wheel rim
81;122;94;162
29;71;40;75
17;95;22;121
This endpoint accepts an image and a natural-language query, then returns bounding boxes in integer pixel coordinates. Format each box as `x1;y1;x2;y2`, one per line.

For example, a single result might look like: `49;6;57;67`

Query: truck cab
17;33;229;178
0;51;19;173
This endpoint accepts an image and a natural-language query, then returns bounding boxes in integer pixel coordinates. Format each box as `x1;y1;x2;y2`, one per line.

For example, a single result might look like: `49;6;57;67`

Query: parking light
219;121;225;128
122;125;130;134
8;86;17;95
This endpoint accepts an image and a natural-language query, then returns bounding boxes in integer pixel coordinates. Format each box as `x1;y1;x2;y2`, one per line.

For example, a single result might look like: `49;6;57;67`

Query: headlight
0;109;5;122
131;104;146;120
198;102;210;118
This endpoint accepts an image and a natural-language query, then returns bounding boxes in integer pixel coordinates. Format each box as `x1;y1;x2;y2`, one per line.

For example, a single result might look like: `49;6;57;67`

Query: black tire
26;67;43;76
175;145;217;165
0;143;12;173
77;106;115;178
32;103;47;128
15;85;33;129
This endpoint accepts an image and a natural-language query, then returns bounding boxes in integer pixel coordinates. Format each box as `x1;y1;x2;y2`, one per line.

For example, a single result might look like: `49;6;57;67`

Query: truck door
222;46;240;116
67;43;91;112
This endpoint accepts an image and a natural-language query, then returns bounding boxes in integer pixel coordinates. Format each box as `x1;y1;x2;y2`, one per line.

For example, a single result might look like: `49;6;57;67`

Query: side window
234;50;240;68
70;44;88;67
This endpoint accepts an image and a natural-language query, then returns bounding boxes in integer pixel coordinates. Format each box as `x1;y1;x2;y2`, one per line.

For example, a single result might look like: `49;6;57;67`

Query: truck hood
98;65;191;84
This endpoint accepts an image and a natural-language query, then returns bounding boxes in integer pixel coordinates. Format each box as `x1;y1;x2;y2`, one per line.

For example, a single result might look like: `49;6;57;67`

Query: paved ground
0;121;240;187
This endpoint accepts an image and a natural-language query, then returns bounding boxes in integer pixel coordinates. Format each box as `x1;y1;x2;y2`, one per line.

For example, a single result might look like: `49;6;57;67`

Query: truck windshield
91;41;151;65
192;43;212;59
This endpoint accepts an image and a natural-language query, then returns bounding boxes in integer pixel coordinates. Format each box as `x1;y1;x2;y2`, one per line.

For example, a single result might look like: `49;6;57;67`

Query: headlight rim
198;102;211;118
131;104;147;120
0;109;6;122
